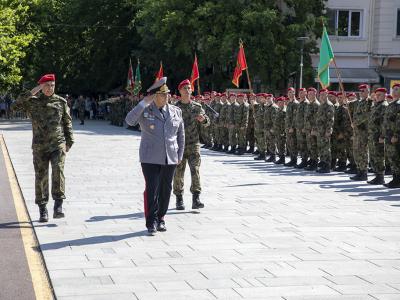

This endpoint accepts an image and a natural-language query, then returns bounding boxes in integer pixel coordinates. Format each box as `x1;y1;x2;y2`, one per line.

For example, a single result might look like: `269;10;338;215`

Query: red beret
307;87;317;92
229;93;236;97
203;91;210;95
358;84;369;91
287;87;295;92
237;93;246;97
276;96;286;102
386;94;393;100
346;92;356;97
328;91;337;96
265;93;273;97
375;87;387;93
392;83;400;89
336;92;344;96
319;89;328;93
298;88;307;92
178;79;191;90
38;74;55;84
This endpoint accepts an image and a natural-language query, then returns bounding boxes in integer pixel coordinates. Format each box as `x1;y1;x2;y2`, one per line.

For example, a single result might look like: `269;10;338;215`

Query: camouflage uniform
253;102;266;154
12;91;74;205
315;100;335;169
368;100;388;175
264;103;278;155
304;99;320;166
200;101;212;146
212;100;222;147
295;99;310;164
173;100;210;195
246;103;255;152
333;103;352;168
272;105;286;158
219;101;229;150
234;101;249;152
285;99;299;164
228;100;238;151
77;97;86;124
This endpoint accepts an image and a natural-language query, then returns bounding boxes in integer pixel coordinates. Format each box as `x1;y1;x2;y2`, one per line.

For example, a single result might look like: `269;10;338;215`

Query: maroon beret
178;79;191;90
375;87;387;93
38;74;55;84
358;84;369;91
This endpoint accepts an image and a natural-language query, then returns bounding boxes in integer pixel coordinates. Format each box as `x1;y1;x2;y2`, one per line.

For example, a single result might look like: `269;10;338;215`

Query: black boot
246;146;254;154
254;153;266;160
235;148;245;155
334;161;347;172
274;155;285;164
228;146;236;154
253;149;260;155
304;160;318;171
176;195;185;210
350;171;367;181
331;159;337;170
218;144;224;152
224;145;230;152
385;165;393;175
284;156;297;167
296;158;308;169
367;174;385;185
384;174;400;188
316;162;331;173
192;193;204;209
265;154;276;163
345;164;357;174
39;205;48;223
53;200;65;218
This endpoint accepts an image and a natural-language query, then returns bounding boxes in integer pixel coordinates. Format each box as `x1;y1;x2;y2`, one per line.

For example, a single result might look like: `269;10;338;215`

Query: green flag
133;60;141;96
317;26;334;88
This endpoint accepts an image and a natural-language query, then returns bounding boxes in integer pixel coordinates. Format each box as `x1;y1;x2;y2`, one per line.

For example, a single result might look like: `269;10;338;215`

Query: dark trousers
141;163;176;228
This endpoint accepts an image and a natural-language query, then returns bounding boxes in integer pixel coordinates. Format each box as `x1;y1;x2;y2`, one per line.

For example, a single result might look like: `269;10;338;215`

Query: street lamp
297;36;309;88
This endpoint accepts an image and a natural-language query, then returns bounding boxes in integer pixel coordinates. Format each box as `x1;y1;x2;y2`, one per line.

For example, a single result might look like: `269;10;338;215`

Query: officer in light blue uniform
125;77;185;235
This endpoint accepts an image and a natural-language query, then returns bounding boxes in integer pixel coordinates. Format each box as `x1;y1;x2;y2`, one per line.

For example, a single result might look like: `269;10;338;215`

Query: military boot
345;164;357;174
176;195;185;210
265;154;276;163
246;146;254;154
385;165;393;175
296;158;308;169
367;174;385;185
331;159;337;170
304;160;318;171
53;200;65;218
316;162;331;173
224;145;230;152
235;148;245;155
192;193;204;209
39;205;48;223
384;174;400;188
253;149;260;155
334;161;347;172
274;155;286;165
284;156;297;167
254;153;266;160
350;171;367;181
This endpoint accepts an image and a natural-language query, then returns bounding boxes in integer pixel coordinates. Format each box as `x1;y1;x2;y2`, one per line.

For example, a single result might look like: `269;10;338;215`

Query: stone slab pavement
1;119;400;300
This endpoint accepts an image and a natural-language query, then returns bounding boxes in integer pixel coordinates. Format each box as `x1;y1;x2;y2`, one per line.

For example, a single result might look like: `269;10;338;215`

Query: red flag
155;61;163;82
232;43;248;87
190;54;199;90
126;58;135;93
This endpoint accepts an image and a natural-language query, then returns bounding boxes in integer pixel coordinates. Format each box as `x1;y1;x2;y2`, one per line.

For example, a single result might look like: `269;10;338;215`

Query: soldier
253;94;266;160
328;91;339;169
344;92;358;173
246;93;256;153
12;74;74;222
264;94;278;162
173;79;210;210
351;84;373;181
294;88;310;168
234;93;249;155
272;96;287;164
219;93;229;151
201;94;213;148
315;89;335;173
304;87;320;171
77;94;86;125
227;93;238;154
211;93;222;151
382;83;400;188
367;88;388;184
284;87;299;166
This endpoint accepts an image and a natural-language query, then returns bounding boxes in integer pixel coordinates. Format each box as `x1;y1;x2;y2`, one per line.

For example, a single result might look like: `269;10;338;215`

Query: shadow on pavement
86;212;144;222
0;221;57;229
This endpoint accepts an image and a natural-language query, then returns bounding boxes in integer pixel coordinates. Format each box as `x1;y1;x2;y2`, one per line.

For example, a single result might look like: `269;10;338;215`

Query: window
327;9;362;37
397;9;400;36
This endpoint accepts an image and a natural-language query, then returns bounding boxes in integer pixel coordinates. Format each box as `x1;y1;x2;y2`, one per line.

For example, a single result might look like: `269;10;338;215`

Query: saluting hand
30;84;43;96
143;94;156;105
196;114;206;123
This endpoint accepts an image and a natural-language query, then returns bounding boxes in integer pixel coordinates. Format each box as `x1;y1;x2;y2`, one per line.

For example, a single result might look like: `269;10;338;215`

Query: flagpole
332;57;353;127
197;79;201;95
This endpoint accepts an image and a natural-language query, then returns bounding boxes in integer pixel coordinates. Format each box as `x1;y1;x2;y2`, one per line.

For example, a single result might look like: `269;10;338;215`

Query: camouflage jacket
219;102;229;127
175;100;210;147
304;100;320;132
12;91;74;152
212;100;222;125
353;98;373;131
253;103;265;130
264;103;278;131
272;107;286;136
316;101;335;136
227;102;237;126
382;99;400;142
295;99;310;131
285;100;299;131
234;102;249;127
247;104;255;128
368;100;388;140
333;104;352;139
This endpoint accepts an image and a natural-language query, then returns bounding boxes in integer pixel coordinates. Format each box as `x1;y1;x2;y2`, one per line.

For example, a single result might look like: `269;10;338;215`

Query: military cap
386;94;393;100
336;92;344;96
265;93;273;98
237;93;246;97
328;91;337;96
275;96;285;102
147;77;170;94
287;87;295;92
319;88;329;93
358;84;369;91
346;92;356;97
307;87;317;92
298;88;307;92
392;83;400;89
38;73;55;84
178;79;191;90
375;87;387;93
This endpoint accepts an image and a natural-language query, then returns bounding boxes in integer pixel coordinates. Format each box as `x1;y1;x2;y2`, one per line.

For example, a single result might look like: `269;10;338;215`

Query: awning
314;68;380;83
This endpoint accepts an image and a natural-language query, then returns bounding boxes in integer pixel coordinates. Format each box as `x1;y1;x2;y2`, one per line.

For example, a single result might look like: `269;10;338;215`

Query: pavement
1;119;400;300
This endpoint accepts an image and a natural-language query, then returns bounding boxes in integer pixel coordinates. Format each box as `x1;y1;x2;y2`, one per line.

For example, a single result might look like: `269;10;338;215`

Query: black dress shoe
147;226;157;235
176;195;185;210
157;220;167;232
39;205;48;223
53;200;65;218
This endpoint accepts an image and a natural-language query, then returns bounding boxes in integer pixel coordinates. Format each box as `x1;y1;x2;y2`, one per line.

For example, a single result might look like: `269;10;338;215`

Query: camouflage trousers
306;133;318;160
228;126;237;147
386;142;400;174
317;134;331;164
331;135;338;163
237;127;247;148
368;137;385;175
78;109;85;122
33;145;66;206
296;130;308;158
254;128;265;152
265;130;276;154
173;145;202;195
220;127;229;147
335;137;351;163
246;125;255;148
353;130;369;172
286;130;297;157
201;126;211;145
275;133;286;156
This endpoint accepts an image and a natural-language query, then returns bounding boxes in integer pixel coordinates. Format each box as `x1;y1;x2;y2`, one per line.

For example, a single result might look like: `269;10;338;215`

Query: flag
155;61;163;82
126;58;134;94
317;26;334;88
133;60;141;96
232;42;248;87
190;54;200;90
